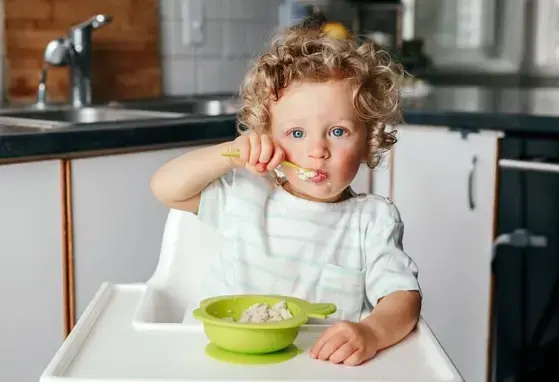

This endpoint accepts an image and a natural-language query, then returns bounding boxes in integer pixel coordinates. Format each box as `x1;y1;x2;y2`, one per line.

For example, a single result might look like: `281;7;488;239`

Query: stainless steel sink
126;98;241;116
0;97;240;132
0;107;184;128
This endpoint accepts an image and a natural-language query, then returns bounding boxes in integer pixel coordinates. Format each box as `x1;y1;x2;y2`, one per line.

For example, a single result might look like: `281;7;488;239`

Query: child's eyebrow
274;119;305;129
276;118;357;127
332;119;356;126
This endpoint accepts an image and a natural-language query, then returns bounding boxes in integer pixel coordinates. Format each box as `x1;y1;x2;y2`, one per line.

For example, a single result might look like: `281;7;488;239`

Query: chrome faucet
40;14;113;108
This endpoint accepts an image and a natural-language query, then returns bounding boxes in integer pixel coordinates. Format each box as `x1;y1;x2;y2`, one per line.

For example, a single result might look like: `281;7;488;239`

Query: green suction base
205;343;303;365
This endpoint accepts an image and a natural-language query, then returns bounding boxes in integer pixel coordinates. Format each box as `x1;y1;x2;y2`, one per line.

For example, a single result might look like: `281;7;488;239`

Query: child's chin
302;187;343;202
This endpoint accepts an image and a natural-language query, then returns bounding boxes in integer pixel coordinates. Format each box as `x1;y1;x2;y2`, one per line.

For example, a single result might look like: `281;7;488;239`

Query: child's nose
308;139;330;159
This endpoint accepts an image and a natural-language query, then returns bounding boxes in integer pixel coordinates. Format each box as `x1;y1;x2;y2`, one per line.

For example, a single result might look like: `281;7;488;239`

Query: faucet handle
44;38;68;66
36;67;48;108
71;14;113;32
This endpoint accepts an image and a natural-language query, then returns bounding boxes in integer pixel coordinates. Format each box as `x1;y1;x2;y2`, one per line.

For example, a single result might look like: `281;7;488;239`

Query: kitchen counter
0;115;237;162
3;86;559;162
403;86;559;136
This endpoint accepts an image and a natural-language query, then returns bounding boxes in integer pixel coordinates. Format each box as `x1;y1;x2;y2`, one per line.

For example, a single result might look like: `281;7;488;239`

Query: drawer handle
499;159;559;174
468;155;477;211
492;229;548;262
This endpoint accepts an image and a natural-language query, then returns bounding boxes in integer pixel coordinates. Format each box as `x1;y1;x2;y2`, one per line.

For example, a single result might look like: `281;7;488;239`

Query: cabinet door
350;150;392;197
351;164;372;194
71;146;208;319
391;125;499;382
372;149;392;198
0;161;63;382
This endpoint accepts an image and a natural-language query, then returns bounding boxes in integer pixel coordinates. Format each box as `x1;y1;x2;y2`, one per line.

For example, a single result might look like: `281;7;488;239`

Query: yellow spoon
221;151;317;180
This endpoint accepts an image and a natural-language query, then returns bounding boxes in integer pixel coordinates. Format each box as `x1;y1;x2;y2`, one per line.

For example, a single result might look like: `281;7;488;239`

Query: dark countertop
402;86;559;136
0;115;237;162
2;86;559;162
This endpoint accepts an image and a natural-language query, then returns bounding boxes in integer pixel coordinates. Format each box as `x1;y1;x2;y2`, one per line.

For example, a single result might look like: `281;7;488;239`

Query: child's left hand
309;321;379;366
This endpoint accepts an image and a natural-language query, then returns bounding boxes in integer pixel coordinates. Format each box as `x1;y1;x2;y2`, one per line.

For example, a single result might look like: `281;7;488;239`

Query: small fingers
328;342;357;364
266;145;285;171
248;134;261;166
343;349;367;366
310;325;337;358
259;135;274;164
316;335;348;361
254;162;267;174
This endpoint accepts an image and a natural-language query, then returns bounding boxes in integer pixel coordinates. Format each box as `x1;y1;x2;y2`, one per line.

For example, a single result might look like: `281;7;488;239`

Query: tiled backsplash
0;0;283;101
159;0;284;96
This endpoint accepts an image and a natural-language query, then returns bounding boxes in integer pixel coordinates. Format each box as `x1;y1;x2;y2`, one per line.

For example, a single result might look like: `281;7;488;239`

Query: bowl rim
192;294;323;329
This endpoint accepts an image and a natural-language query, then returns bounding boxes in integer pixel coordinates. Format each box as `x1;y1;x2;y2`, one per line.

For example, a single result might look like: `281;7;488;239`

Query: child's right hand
228;134;285;176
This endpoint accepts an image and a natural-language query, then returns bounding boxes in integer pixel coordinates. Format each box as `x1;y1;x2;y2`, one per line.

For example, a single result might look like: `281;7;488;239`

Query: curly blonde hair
237;21;404;169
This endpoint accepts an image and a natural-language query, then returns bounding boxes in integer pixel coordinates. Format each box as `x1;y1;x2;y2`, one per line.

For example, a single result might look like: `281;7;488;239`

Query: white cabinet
0;160;64;382
372;149;392;198
351;164;372;194
71;145;208;319
391;125;500;382
351;162;391;197
350;127;394;198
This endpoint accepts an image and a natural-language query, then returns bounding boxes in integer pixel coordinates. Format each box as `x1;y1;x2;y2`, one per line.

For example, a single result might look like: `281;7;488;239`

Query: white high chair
41;209;464;382
133;209;222;327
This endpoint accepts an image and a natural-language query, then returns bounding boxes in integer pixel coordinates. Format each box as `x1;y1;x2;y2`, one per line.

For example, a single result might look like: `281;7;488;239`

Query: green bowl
192;294;337;354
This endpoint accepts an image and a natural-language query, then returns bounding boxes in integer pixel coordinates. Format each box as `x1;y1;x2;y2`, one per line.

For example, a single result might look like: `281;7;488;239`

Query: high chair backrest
145;208;372;324
146;208;221;321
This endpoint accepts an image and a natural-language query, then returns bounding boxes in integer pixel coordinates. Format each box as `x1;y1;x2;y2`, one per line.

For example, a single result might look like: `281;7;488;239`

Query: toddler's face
270;79;367;202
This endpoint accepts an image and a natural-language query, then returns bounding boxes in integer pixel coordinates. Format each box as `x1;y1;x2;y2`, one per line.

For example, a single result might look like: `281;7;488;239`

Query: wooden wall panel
3;0;162;104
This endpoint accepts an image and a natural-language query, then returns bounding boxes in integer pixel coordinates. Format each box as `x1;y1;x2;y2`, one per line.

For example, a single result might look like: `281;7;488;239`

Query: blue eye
290;129;304;138
331;127;346;137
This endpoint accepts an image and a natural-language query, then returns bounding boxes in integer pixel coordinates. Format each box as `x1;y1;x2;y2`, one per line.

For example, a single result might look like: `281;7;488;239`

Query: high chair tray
41;283;463;382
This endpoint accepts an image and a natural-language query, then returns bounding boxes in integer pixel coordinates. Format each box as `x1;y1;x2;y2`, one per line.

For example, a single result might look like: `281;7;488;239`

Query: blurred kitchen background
1;1;559;382
2;0;559;105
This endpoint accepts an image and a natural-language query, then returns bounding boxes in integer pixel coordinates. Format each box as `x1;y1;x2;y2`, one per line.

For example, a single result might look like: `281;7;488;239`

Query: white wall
159;0;284;96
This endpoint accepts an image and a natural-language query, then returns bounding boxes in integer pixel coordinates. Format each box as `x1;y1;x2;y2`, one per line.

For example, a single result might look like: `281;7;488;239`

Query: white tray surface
42;284;462;382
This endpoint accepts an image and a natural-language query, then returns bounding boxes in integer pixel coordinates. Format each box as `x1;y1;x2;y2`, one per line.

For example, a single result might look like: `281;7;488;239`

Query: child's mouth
295;168;328;183
310;171;328;183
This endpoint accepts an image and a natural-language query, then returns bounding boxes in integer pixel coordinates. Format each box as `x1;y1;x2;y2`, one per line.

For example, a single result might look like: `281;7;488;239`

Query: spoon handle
221;151;300;170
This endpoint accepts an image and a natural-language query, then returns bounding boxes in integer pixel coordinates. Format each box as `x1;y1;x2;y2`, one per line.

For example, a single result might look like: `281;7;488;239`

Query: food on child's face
298;169;328;183
222;300;293;323
298;169;317;180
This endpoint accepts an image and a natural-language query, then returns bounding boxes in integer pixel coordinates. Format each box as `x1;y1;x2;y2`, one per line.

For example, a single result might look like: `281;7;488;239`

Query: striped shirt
198;168;420;322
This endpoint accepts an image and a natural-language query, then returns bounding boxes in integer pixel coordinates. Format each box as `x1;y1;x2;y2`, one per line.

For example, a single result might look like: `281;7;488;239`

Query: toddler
151;21;421;366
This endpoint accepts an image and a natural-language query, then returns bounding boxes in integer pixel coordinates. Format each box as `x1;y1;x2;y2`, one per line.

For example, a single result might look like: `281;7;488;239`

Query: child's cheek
333;149;363;181
336;147;363;168
276;141;298;163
